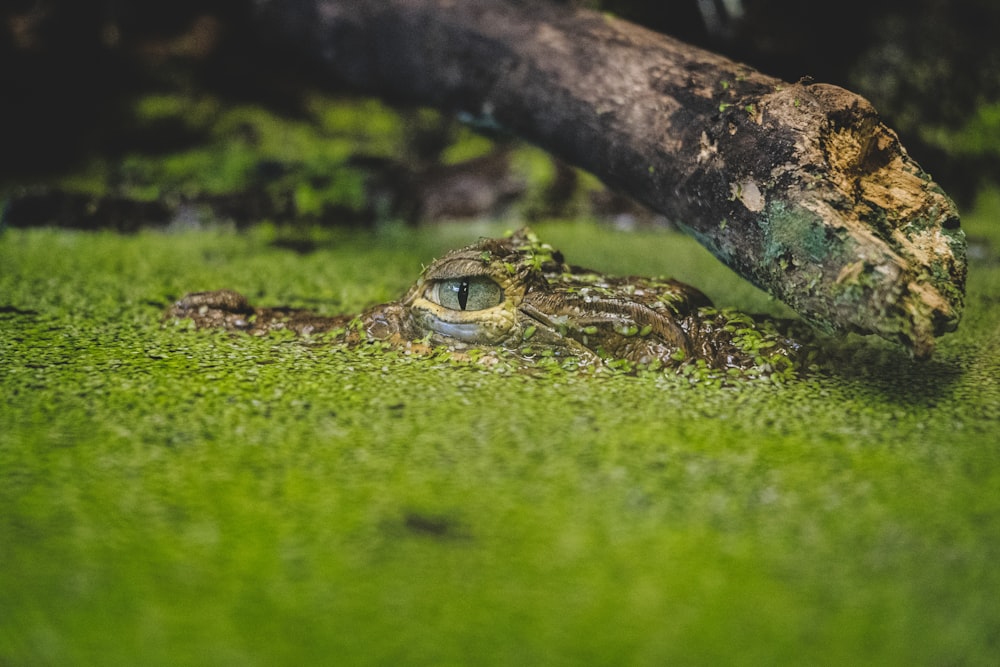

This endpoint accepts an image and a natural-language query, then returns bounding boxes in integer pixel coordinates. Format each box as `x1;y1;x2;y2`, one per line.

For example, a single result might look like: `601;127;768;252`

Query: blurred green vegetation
1;201;999;664
6;90;598;229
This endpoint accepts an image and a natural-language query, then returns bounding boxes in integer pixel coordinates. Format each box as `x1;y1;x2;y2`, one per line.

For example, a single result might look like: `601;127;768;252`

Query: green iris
430;276;503;311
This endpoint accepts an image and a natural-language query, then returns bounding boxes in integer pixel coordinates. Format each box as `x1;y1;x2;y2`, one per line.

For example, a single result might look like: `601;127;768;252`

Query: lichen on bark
255;0;966;357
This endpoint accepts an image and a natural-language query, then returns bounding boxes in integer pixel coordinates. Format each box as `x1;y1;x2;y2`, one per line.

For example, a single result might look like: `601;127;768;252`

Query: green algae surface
2;211;999;665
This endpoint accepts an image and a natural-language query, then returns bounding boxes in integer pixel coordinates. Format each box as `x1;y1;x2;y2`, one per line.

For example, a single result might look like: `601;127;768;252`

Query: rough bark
254;0;966;358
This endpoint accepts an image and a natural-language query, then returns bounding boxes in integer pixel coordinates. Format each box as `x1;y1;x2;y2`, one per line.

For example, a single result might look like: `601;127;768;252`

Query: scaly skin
167;229;808;373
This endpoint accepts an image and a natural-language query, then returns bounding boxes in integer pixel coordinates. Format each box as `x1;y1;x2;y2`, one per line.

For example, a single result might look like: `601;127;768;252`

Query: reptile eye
428;276;503;311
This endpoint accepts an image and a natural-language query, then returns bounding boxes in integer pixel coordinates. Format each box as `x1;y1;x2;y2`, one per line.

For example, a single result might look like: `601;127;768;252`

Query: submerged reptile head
168;228;806;374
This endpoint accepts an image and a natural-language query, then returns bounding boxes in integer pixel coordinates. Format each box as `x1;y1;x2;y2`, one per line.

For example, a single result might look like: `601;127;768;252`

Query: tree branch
254;0;967;357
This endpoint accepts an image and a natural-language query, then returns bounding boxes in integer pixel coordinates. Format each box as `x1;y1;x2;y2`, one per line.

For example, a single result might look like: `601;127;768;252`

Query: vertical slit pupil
457;280;470;310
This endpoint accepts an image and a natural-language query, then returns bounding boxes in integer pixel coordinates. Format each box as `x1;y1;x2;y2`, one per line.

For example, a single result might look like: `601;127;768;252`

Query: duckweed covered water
2;211;999;665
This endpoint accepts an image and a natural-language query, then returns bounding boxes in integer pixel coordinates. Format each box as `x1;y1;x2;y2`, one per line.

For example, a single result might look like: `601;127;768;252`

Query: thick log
254;0;966;357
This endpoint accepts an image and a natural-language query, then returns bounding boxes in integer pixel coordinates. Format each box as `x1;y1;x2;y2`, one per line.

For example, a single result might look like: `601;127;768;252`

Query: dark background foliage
2;0;998;226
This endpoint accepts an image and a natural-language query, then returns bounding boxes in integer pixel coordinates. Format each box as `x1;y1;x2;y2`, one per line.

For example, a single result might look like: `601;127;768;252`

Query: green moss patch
2;214;999;665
